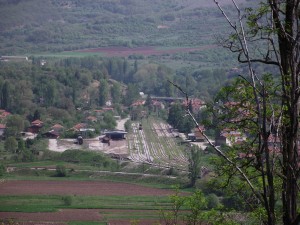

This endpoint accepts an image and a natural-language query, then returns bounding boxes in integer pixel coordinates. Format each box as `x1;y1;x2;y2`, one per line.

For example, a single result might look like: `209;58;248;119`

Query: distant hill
0;0;254;55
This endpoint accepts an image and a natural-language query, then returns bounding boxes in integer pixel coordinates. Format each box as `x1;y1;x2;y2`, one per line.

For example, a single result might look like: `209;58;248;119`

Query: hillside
0;0;254;56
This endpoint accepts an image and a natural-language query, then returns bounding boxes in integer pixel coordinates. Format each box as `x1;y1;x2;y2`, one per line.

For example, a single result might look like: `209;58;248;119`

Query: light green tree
99;79;109;106
188;145;202;187
4;137;18;153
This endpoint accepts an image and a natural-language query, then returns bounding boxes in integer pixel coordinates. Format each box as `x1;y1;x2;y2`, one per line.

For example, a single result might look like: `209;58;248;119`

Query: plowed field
0;180;175;224
0;180;174;196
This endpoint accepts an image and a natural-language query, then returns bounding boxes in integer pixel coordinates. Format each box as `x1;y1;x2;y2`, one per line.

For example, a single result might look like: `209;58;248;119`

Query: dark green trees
188;145;202;187
209;1;300;224
99;79;109;106
167;103;194;133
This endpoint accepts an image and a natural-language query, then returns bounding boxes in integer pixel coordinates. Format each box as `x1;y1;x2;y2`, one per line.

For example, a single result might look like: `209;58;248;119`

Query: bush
0;163;5;176
62;195;73;206
56;165;67;177
166;167;178;176
206;193;220;209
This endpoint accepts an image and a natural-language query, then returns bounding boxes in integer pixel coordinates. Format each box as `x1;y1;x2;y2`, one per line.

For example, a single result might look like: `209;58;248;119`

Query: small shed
28;119;44;134
0;124;6;136
42;130;59;139
104;130;127;140
188;133;196;142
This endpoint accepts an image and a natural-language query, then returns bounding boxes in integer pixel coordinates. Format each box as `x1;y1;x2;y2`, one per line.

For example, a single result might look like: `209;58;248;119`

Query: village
0;93;277;168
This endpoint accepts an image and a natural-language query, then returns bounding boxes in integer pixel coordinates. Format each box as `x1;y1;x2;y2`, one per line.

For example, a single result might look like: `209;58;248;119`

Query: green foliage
0;163;5;176
188;145;202;187
4;136;18;153
55;165;67;177
5;115;24;137
111;82;122;104
184;190;207;224
62;195;73;206
160;187;185;225
124;119;131;132
167;103;194;133
206;193;221;209
160;189;238;225
19;148;35;162
101;112;117;130
60;150;119;170
124;83;140;106
99;79;109;106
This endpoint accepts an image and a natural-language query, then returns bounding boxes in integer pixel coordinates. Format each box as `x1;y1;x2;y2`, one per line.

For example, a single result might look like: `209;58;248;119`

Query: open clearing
75;45;217;57
48;118;189;170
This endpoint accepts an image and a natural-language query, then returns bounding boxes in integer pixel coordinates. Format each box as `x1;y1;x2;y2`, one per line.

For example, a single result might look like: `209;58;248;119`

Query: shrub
56;165;67;177
206;193;220;209
62;195;73;206
0;163;5;177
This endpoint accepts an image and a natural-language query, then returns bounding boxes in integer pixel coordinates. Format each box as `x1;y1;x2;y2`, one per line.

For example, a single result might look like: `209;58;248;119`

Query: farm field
0;180;178;224
0;118;191;224
75;45;218;57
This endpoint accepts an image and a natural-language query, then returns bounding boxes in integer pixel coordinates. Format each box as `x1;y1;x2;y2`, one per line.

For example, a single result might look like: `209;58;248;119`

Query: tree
171;0;299;224
167;103;184;129
4;137;18;153
55;165;67;177
181;1;300;225
1;81;10;110
188;145;202;187
33;109;41;121
123;83;139;106
167;103;194;133
44;81;56;106
111;82;122;104
5;115;24;137
184;190;207;224
99;79;109;106
0;163;5;177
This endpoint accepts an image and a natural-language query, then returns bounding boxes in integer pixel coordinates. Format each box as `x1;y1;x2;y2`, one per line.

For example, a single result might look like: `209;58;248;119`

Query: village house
27;119;44;134
71;123;88;132
0;124;6;137
104;130;127;140
42;130;60;139
131;100;145;107
182;98;205;113
0;110;11;122
51;124;64;133
86;116;98;123
188;126;206;142
215;129;246;146
152;100;165;111
42;124;65;139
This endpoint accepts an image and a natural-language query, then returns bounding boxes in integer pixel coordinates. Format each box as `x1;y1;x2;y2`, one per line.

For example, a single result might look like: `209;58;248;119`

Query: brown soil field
76;45;217;57
1;212;159;225
0;180;175;224
0;180;174;196
0;210;160;225
0;209;102;223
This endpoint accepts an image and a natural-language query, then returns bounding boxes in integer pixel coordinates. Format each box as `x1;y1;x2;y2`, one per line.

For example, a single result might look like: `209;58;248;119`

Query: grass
32;51;105;58
0;195;62;212
68;222;107;225
0;195;171;213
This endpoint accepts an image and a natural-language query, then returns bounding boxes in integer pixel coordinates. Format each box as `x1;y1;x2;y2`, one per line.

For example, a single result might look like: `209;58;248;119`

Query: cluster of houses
0;107;126;142
0;94;285;160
